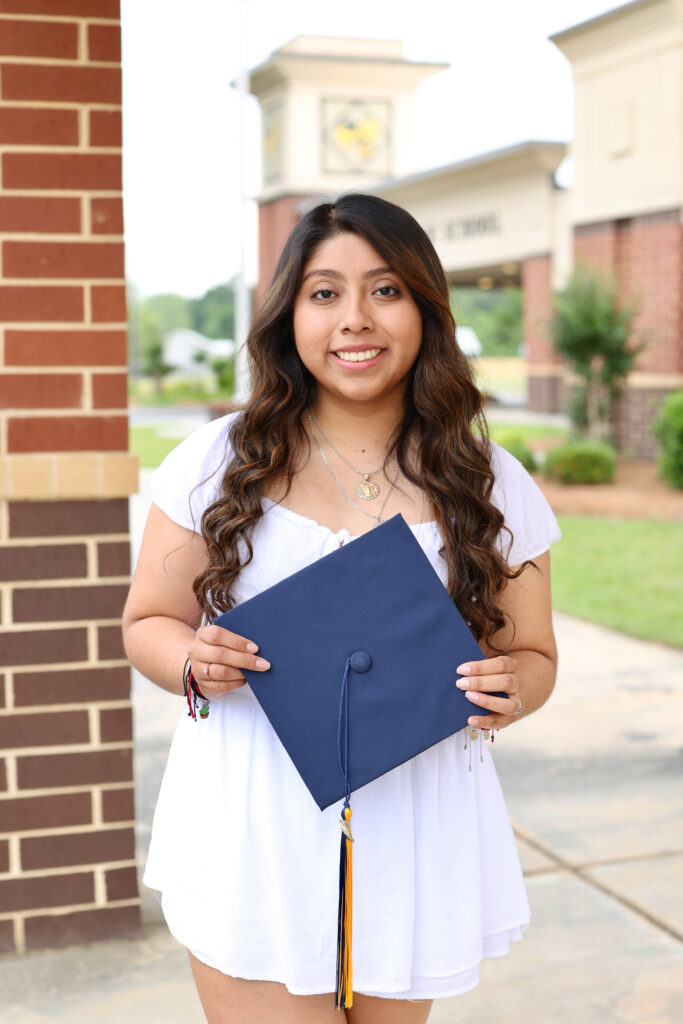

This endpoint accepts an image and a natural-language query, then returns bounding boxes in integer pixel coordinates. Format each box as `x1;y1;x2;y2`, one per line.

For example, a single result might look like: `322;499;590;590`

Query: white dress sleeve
150;412;239;533
489;443;561;565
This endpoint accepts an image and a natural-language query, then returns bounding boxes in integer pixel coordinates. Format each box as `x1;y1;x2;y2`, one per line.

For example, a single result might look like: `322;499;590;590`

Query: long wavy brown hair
194;193;527;646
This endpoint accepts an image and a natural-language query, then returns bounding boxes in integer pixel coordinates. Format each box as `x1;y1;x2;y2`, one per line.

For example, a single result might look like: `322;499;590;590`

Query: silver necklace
310;430;400;527
308;409;383;500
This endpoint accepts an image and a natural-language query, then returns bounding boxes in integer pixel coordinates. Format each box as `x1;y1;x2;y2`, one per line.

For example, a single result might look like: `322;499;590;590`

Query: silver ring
203;663;210;678
514;700;523;715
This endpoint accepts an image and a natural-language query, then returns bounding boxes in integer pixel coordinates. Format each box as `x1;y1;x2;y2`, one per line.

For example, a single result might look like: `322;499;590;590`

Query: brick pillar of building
256;193;315;305
523;254;563;413
0;0;140;954
575;210;683;459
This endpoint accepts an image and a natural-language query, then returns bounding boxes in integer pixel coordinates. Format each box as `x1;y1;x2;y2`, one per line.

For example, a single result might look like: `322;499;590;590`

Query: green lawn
130;426;186;469
552;516;683;648
488;422;568;445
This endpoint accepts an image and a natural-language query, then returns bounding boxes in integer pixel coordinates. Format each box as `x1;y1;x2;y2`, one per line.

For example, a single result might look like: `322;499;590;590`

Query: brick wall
0;0;140;954
257;193;314;304
523;253;564;413
574;210;683;457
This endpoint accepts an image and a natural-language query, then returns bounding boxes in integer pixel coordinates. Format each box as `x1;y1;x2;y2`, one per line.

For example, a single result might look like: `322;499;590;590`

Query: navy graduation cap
208;513;492;1009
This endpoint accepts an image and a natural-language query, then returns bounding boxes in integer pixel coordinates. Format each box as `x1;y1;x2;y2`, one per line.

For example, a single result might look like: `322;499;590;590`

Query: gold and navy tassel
335;803;353;1009
335;658;354;1009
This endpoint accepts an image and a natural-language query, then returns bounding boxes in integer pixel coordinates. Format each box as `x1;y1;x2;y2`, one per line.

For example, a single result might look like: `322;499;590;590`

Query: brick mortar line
5;670;14;710
0;858;138;882
0;623;130;635
1;277;127;285
0;16;121;25
0;367;128;373
85;536;97;580
0;740;133;757
0;145;122;154
0;321;127;328
0;820;137;842
93;864;106;904
513;827;683;944
77;17;86;63
4;409;128;418
0;896;141;923
5;615;126;628
8;834;19;873
0;190;123;198
7;576;130;588
0;57;121;68
88;704;99;745
0;233;124;241
0;700;132;716
0;779;134;802
5;754;17;793
1;537;131;548
91;785;102;827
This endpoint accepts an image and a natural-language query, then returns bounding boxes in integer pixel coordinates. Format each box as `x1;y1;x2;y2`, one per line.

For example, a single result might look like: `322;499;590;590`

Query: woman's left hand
456;655;524;732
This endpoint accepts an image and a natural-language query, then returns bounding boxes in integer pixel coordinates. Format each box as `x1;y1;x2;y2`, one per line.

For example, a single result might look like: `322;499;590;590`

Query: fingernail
457;664;471;675
255;658;270;670
467;691;480;703
455;679;468;689
246;642;258;653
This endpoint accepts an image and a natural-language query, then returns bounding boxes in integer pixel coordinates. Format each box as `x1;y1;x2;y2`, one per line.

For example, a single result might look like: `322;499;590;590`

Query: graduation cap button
349;650;372;673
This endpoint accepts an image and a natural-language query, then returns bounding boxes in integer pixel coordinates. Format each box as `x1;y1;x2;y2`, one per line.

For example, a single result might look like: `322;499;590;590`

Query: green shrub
494;431;536;473
653;390;683;489
544;439;615;484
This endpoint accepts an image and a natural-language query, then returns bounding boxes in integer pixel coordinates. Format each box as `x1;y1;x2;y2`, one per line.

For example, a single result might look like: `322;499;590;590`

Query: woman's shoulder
485;440;562;564
165;409;241;467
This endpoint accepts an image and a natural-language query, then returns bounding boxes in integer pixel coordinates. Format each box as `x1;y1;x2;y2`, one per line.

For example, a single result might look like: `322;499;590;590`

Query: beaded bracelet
183;658;210;720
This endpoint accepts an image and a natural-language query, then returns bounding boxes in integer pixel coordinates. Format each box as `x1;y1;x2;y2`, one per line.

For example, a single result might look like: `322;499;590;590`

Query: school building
250;0;683;459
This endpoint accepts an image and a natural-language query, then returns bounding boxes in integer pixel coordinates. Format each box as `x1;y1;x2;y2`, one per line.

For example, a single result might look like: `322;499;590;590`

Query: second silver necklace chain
308;409;384;500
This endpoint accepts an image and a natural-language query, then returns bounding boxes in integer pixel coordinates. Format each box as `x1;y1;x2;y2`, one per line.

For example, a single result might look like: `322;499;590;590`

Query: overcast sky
120;0;622;299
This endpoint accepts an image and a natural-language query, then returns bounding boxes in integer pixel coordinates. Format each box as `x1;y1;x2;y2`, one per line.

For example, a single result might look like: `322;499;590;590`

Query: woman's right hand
187;624;271;699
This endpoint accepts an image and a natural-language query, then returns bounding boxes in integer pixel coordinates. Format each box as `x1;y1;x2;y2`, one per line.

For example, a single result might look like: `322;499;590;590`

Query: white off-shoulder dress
143;412;561;1000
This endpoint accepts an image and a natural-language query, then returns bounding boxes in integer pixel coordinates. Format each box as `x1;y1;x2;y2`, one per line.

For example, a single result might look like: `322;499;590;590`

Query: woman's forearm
508;647;557;718
123;615;197;696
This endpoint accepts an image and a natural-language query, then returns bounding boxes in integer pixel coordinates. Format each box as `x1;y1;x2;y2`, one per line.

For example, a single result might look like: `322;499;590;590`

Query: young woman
123;193;560;1024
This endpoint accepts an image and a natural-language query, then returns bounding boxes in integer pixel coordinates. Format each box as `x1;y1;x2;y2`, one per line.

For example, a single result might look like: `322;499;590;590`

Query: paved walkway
1;431;681;1023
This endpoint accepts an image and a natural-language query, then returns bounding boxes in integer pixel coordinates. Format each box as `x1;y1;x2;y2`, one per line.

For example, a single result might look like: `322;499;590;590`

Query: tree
189;282;236;339
139;307;173;395
551;266;642;441
451;286;522;356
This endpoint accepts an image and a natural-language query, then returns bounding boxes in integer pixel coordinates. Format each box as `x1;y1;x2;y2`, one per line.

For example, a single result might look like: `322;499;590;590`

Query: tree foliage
139;306;173;394
551;266;642;440
189;283;235;339
451;286;522;357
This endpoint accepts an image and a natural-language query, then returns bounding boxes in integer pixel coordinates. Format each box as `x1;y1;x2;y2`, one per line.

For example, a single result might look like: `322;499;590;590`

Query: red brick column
257;193;315;305
0;1;140;954
523;253;564;412
574;210;683;458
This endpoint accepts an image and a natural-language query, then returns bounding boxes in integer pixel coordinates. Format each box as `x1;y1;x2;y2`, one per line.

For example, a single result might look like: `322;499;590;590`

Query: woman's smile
330;345;387;369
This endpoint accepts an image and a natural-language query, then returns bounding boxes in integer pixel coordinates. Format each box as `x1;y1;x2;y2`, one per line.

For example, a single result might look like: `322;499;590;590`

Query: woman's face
292;232;423;408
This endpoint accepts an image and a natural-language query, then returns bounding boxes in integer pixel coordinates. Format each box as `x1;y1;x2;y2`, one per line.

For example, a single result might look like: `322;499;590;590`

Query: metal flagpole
234;0;251;401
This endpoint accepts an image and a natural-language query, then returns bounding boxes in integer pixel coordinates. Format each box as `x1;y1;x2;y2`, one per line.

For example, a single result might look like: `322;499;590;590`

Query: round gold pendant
358;480;380;500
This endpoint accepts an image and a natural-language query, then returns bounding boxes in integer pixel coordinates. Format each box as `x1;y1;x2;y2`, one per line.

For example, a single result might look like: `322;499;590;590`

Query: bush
494;431;536;473
544;439;615;485
654;390;683;489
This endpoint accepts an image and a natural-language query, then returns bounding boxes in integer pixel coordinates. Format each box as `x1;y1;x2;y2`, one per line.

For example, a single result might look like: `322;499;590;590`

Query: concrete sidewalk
1;465;681;1022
